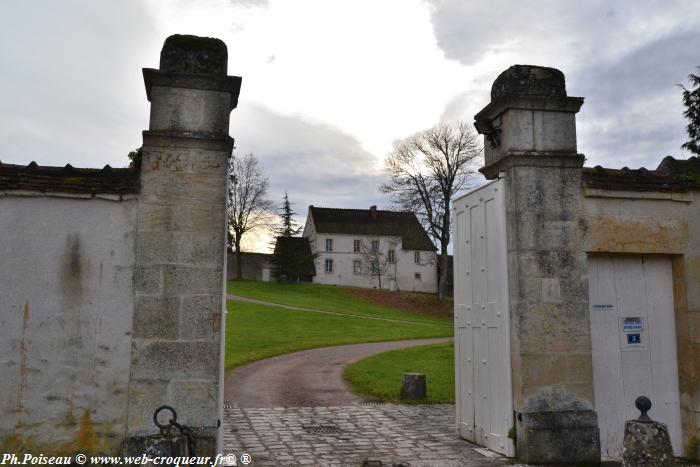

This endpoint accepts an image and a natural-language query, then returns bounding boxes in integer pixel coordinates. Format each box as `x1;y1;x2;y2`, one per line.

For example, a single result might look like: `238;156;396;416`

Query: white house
302;205;438;293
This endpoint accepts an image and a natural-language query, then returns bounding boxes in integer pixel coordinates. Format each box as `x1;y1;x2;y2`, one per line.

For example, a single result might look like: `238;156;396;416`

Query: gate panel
454;212;475;441
588;255;682;458
453;179;513;456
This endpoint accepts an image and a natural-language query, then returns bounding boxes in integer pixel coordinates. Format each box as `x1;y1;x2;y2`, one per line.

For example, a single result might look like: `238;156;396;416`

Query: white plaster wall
306;233;438;293
0;195;136;451
301;210;315;239
395;248;438;294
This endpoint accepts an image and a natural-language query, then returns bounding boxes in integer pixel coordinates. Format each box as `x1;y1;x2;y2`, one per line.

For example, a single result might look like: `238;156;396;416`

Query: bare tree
358;237;400;290
381;122;482;299
227;153;273;280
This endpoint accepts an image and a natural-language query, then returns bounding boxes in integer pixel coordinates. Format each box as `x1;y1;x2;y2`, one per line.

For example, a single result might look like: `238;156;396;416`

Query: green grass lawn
227;280;451;325
344;342;455;404
225;300;453;370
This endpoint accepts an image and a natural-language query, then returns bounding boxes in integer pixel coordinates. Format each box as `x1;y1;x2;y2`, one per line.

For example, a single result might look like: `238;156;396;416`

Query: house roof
308;206;436;251
582;156;700;192
0;161;140;196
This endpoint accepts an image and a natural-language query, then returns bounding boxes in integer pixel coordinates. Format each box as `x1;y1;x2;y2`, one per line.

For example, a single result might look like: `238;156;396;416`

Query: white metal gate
453;178;514;456
588;255;682;458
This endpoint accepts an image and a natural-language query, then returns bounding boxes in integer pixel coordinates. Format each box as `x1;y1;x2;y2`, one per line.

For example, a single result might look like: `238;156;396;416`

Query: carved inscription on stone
147;150;224;173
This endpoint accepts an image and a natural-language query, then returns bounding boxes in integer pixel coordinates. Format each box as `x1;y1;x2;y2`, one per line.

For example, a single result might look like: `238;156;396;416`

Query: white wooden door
453;179;514;456
588;255;682;458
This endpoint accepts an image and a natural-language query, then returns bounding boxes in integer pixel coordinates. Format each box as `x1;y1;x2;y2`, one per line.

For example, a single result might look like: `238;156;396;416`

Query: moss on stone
76;410;98;453
491;64;567;101
164;34;225;52
687;434;700;461
676;172;700;186
160;34;227;75
1;413;121;455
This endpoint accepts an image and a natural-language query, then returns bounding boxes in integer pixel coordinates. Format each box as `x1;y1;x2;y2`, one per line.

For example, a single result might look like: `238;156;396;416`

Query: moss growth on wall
160;34;227;75
687;434;700;461
76;410;98;453
1;411;121;455
676;172;700;186
165;34;225;52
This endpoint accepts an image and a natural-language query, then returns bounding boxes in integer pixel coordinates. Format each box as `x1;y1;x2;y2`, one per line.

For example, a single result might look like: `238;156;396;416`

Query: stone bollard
622;396;675;467
401;373;426;399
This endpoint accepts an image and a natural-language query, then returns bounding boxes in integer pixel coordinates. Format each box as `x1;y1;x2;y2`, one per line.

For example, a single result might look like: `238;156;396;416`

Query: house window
415;272;421;280
325;238;333;252
353;239;361;252
414;251;420;264
353;260;361;274
371;260;379;274
371;240;379;253
325;259;333;273
388;249;395;264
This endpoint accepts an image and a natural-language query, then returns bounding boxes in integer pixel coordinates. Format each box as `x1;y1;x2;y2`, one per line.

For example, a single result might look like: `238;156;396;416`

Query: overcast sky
1;1;698;250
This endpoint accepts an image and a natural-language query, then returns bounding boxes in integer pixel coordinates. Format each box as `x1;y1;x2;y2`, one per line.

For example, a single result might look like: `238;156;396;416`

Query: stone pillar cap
142;34;242;110
491;65;567;100
474;64;583;121
160;34;228;75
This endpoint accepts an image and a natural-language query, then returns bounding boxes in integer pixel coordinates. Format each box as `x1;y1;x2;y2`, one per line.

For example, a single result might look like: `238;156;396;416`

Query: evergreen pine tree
276;191;302;237
269;192;315;282
681;67;700;155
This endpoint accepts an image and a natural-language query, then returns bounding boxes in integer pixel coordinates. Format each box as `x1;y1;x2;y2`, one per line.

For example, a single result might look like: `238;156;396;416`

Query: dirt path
224;337;452;407
227;293;450;326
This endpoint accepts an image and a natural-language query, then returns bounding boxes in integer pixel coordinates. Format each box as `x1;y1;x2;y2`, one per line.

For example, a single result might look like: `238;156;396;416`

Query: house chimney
369;205;378;220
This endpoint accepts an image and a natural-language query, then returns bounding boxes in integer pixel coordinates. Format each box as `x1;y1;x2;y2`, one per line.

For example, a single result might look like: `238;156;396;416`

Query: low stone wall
0;34;241;455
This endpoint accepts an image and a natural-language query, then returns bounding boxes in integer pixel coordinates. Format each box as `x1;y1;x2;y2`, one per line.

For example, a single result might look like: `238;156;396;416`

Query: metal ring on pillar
153;405;178;434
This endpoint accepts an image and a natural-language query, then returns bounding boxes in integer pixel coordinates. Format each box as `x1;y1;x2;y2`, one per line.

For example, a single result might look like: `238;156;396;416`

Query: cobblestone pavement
223;403;511;467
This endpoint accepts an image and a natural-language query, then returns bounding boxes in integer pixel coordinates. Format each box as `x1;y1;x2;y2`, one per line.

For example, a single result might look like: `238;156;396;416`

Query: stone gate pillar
126;35;241;454
475;65;599;463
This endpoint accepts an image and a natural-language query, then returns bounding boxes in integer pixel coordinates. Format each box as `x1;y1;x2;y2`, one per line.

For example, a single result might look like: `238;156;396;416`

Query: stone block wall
476;65;599;463
0;34;241;455
472;64;700;463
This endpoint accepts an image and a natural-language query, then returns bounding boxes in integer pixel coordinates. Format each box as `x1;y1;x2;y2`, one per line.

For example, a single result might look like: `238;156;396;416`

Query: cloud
229;0;268;7
426;0;700;169
155;0;470;157
231;102;390;251
0;0;161;168
572;30;700;168
232;102;387;213
2;0;698;252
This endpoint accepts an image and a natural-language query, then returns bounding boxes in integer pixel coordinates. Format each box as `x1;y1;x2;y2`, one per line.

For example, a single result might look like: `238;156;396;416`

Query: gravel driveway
224;337;452;408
